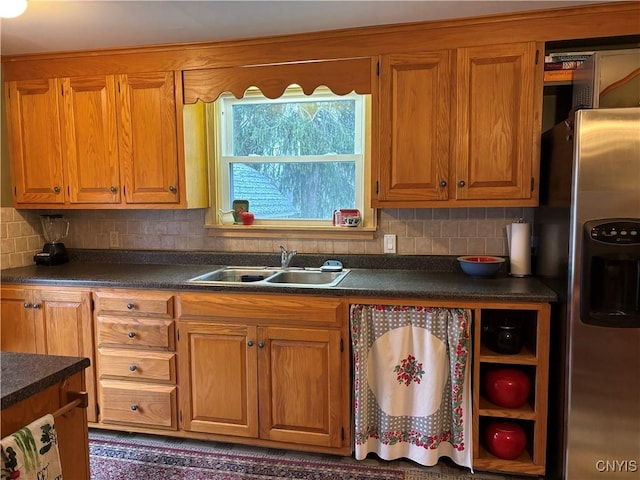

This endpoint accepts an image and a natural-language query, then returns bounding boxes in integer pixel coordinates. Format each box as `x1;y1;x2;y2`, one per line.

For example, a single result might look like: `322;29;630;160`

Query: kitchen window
204;86;374;231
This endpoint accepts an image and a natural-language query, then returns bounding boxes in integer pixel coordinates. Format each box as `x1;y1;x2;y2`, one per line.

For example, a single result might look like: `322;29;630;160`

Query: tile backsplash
0;207;533;268
1;208;44;269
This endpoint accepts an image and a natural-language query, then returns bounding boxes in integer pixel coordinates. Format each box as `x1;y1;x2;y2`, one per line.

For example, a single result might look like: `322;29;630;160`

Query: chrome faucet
279;245;297;269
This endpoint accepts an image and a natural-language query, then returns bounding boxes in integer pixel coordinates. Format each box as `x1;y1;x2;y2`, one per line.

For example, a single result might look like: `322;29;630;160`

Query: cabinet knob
110;186;117;194
23;302;31;309
440;180;447;188
32;303;40;309
168;185;177;194
130;404;138;411
458;180;466;188
247;340;254;347
129;365;137;371
258;342;265;349
127;303;135;310
127;332;136;338
53;185;61;194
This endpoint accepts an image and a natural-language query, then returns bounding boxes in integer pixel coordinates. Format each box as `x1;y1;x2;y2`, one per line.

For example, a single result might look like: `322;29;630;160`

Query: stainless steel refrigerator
561;107;640;479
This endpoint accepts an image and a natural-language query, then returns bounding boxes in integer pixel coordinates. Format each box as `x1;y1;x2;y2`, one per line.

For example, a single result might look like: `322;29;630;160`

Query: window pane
230;162;355;220
229;99;358;156
217;88;365;224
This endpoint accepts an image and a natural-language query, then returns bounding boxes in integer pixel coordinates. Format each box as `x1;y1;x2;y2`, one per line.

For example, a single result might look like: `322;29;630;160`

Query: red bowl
484;368;531;408
457;256;505;278
484;421;527;460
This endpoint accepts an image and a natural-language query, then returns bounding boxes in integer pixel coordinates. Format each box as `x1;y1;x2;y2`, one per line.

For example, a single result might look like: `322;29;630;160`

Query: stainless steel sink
264;269;349;287
187;266;349;287
189;267;280;284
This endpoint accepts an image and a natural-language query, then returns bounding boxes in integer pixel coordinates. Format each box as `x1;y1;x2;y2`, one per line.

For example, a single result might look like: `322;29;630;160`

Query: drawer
97;316;175;350
99;349;176;383
99;380;177;430
94;290;174;318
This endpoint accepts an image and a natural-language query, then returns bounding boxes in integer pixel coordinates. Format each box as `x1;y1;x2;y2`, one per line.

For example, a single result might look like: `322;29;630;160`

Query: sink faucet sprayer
279;245;297;269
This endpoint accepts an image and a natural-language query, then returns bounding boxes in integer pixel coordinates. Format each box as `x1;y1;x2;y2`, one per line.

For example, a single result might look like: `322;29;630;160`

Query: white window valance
182;57;376;103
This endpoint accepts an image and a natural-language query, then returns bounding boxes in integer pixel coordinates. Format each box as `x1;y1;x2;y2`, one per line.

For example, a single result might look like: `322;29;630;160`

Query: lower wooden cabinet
0;285;96;423
178;321;259;438
2;282;552;470
177;292;351;453
93;289;178;431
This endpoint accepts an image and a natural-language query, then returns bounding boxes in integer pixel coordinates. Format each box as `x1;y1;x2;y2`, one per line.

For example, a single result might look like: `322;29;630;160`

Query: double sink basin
188;266;350;288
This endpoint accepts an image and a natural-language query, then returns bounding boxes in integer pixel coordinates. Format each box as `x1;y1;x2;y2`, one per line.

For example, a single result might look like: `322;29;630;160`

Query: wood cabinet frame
2;3;637;81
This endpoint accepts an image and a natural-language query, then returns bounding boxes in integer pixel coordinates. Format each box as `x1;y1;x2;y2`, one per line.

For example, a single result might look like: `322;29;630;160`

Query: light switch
383;234;396;253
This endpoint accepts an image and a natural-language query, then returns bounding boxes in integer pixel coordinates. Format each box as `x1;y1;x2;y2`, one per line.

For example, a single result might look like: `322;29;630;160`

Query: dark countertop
1;352;90;410
0;250;558;303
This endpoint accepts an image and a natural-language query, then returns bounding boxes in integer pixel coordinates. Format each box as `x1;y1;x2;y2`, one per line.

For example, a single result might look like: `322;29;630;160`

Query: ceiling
0;0;601;57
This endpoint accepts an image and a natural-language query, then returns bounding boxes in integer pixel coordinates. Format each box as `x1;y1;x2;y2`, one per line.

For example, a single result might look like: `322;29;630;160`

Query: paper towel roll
508;221;531;277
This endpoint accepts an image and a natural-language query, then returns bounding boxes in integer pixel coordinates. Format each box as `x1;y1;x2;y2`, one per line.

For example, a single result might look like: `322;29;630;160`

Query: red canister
484;421;527;460
484;368;531;409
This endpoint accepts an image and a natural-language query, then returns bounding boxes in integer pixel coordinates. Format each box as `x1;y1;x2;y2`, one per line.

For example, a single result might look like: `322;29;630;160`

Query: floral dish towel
1;413;63;480
350;304;472;470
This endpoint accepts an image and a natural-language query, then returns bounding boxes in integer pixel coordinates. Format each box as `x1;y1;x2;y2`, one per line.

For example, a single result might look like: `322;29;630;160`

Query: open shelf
472;304;550;475
479;344;537;364
479;396;536;420
475;443;545;476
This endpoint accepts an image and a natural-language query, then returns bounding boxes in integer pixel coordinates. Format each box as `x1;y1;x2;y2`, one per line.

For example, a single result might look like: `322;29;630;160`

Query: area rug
88;430;526;480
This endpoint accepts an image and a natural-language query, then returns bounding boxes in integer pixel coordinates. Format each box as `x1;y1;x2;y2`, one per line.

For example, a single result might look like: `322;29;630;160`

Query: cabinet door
60;75;121;204
117;72;180;204
37;288;97;423
5;79;65;204
258;326;343;448
0;287;41;353
454;42;537;200
376;52;452;204
178;322;259;438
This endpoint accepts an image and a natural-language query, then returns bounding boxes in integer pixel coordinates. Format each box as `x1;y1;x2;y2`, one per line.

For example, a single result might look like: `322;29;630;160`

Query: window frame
203;86;376;235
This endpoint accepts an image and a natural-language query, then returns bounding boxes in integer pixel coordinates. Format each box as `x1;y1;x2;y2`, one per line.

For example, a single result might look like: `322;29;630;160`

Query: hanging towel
1;413;63;480
350;305;473;470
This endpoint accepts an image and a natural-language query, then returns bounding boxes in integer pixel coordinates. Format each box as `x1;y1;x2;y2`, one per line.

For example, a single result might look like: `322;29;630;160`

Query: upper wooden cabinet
5;79;65;205
376;51;452;203
453;42;539;203
374;42;542;208
116;72;180;204
60;75;121;204
5;72;206;209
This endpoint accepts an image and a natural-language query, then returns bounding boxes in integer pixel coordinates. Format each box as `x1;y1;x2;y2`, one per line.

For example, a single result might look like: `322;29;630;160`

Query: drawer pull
127;303;135;310
32;303;40;309
129;365;137;371
127;332;136;338
258;342;265;348
247;340;254;347
23;302;31;309
130;404;138;411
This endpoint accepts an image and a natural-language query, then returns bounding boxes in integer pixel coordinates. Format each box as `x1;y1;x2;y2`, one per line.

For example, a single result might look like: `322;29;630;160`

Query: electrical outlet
109;231;119;248
383;234;396;253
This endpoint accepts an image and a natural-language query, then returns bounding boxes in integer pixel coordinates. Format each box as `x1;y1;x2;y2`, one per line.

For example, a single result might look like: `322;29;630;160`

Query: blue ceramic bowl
457;256;505;278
